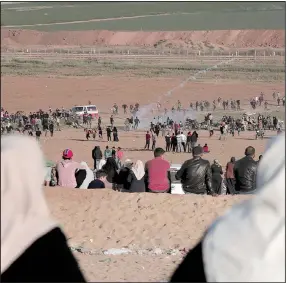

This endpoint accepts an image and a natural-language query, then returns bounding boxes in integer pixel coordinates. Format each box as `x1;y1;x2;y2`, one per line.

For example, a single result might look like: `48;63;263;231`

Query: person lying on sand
1;135;86;282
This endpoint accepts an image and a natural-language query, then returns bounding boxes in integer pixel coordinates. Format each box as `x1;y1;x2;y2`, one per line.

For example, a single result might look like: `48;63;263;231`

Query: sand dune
1;28;284;49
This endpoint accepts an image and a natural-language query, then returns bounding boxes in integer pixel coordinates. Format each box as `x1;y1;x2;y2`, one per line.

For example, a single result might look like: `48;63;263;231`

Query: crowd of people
45;141;263;196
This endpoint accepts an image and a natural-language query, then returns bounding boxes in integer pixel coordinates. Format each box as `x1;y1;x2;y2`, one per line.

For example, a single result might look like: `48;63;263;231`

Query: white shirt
179;134;187;143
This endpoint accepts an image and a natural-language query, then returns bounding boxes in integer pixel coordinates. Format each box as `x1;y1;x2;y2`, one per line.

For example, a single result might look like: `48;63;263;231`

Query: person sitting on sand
117;159;133;191
126;160;146;193
145;148;170;193
102;157;119;189
77;162;94;189
1;135;86;282
88;170;107;189
56;149;82;188
203;144;209;153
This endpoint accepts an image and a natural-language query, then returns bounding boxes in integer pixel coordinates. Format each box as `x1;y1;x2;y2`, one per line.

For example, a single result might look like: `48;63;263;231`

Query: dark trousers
166;143;171;152
107;135;111;141
172;143;177;152
226;178;236;195
144;141;150;149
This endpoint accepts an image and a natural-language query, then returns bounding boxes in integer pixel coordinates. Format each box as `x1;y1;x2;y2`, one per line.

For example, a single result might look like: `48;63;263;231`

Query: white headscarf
79;161;94;189
202;134;285;282
1;135;57;274
132;160;145;180
98;159;106;170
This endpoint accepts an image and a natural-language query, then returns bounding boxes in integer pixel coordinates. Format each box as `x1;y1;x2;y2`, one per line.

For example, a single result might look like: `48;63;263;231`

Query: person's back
56;149;80;188
88;170;107;189
175;146;214;195
145;148;170;193
56;159;80;188
234;146;258;193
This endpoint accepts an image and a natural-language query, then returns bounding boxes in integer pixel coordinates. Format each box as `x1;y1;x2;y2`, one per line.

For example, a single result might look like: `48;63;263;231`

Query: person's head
204;143;208;147
147;131;149;134
154;147;165;158
245;146;255;158
62;149;73;160
230;157;236;163
106;146;109;149
192;146;203;158
181;132;183;134
95;170;107;181
214;159;221;166
124;159;133;168
117;147;121;151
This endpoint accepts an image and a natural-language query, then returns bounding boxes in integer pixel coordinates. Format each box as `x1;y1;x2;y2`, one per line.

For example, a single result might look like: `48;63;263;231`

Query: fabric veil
79;162;94;189
132;160;145;180
1;135;57;274
202;134;285;282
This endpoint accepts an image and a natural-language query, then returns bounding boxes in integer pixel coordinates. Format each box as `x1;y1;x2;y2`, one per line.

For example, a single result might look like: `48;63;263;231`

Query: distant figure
225;157;236;195
203;143;209;153
92;146;103;170
211;160;223;194
144;131;151;150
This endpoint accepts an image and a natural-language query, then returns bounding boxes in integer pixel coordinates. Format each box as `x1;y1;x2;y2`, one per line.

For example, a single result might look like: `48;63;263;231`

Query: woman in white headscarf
79;161;94;189
1;135;86;282
126;160;146;192
171;134;285;282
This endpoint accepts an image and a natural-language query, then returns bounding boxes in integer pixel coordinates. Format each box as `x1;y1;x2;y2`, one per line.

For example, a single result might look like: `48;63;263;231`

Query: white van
71;105;99;118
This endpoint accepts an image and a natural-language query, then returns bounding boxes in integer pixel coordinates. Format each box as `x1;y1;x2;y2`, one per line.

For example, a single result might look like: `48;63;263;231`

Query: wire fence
1;46;285;63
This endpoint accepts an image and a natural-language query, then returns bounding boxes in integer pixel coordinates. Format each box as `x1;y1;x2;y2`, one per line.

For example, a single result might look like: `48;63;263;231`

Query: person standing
92;146;103;170
106;126;112;141
144;131;151;150
145;148;170;193
104;146;112;160
151;133;156;151
225;157;236;194
190;131;198;148
234;146;258;194
175;146;216;196
179;132;187;153
165;132;171;152
211;160;223;194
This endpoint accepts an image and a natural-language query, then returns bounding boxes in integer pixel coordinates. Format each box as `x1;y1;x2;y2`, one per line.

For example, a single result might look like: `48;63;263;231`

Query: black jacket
1;227;86;282
234;156;258;193
92;146;102;160
175;157;213;194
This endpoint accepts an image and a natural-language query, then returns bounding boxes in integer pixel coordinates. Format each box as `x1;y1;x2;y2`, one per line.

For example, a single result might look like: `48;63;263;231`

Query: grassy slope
1;2;285;30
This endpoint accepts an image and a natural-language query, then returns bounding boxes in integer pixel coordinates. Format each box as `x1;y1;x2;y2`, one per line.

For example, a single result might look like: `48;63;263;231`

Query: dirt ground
45;188;251;281
1;28;285;280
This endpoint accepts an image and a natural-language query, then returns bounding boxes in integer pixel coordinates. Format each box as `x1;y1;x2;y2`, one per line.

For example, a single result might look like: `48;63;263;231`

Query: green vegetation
1;1;285;30
1;57;284;82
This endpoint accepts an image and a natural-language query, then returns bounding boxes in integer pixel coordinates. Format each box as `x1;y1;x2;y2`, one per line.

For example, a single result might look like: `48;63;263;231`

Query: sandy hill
1;29;285;49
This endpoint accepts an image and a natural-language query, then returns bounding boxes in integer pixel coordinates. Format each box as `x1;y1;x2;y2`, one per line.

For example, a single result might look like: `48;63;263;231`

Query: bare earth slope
1;28;284;48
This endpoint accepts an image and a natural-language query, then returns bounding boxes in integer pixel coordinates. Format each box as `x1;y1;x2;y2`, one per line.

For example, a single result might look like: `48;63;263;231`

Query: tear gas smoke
135;58;236;129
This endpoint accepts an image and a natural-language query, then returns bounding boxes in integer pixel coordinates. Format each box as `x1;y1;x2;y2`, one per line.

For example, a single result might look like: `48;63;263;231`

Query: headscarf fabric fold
132;160;145;180
1;135;57;274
